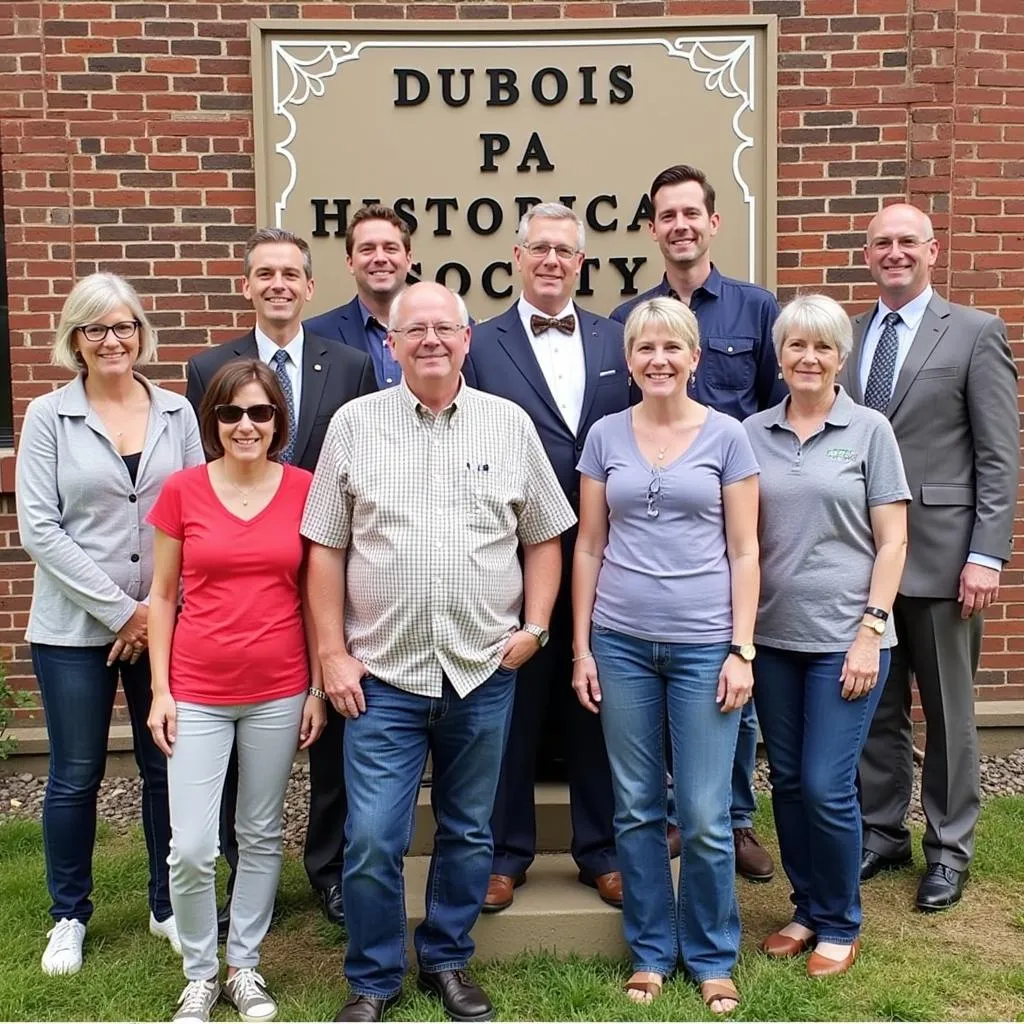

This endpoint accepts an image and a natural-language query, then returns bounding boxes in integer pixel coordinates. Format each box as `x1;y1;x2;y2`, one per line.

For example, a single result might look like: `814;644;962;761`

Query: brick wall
1;0;1022;714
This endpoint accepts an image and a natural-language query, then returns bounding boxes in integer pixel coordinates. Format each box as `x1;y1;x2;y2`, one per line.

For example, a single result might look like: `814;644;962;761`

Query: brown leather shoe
667;825;681;860
807;939;859;978
734;827;774;882
760;929;814;958
481;873;524;913
580;870;623;908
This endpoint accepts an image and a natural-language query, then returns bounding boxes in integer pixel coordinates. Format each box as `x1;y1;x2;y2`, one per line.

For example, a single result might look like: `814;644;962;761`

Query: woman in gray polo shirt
743;293;909;978
15;273;204;977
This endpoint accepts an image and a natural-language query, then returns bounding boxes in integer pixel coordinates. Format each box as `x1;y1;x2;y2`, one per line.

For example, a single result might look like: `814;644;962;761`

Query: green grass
1;801;1023;1021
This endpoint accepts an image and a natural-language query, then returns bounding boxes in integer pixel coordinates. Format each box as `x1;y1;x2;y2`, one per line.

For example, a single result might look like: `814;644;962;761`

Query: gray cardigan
16;373;205;646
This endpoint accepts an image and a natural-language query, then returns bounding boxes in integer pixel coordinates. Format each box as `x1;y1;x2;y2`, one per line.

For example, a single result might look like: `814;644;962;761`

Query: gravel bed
2;750;1022;851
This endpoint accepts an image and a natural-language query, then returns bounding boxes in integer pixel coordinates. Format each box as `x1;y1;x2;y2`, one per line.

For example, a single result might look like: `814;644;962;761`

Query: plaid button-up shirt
301;379;576;698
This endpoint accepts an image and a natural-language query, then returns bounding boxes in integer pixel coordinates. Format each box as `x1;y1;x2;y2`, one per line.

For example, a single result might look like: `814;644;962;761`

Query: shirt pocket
703;336;756;391
464;462;511;531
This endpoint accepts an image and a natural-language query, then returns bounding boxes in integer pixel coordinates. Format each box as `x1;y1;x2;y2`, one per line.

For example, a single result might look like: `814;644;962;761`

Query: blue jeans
592;627;740;982
342;667;516;998
754;646;889;943
731;702;758;828
32;643;172;924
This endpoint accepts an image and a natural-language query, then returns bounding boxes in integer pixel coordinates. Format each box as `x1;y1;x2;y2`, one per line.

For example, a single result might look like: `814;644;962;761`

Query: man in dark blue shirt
612;164;787;884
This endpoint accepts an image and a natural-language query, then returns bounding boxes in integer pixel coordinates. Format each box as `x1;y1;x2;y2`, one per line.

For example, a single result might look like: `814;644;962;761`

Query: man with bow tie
467;202;631;911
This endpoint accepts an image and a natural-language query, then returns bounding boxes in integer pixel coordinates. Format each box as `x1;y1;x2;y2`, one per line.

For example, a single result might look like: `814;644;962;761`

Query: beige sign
252;18;776;321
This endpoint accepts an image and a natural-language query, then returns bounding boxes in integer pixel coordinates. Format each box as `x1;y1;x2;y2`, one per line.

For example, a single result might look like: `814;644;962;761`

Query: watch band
864;606;889;622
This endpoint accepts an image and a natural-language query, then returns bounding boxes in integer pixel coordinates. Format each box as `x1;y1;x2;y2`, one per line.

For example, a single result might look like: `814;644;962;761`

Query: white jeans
167;693;305;980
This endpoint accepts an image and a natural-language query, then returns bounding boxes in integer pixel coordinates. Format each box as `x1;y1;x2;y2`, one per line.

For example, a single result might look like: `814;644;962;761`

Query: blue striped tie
271;349;297;464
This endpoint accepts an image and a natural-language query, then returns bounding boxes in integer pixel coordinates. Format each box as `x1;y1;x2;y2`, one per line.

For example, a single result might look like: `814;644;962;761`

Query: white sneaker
172;978;221;1023
150;912;183;955
223;968;278;1022
41;918;86;976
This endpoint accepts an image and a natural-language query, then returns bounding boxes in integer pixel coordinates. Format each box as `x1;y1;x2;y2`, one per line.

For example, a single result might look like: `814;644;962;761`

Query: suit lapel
886;294;950;417
576;308;605;433
233;332;259;360
845;307;875;405
494;307;567;430
292;334;328;465
338;297;371;354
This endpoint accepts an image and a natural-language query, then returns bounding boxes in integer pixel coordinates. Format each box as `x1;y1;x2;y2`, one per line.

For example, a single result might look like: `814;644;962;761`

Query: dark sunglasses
214;403;277;425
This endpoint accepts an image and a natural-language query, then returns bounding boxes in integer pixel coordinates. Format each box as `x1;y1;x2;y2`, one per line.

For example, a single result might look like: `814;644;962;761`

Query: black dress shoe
860;849;912;881
217;900;231;943
418;968;494;1022
916;864;968;912
334;993;401;1022
315;883;346;928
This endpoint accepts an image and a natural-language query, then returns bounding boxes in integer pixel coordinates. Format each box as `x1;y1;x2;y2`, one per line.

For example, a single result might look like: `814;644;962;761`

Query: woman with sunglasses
571;298;760;1014
16;273;204;975
146;359;326;1024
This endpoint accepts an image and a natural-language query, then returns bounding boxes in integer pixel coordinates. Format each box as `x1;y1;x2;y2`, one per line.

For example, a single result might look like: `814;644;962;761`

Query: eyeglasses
214;404;277;425
867;236;934;254
522;242;579;260
390;322;465;343
76;320;140;342
646;470;663;519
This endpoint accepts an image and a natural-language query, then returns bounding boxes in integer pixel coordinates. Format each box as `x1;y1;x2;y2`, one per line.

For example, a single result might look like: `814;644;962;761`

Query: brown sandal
700;978;740;1016
625;971;664;1004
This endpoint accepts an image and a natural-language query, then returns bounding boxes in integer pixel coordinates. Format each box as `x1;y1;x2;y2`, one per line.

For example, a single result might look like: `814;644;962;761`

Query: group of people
16;162;1019;1024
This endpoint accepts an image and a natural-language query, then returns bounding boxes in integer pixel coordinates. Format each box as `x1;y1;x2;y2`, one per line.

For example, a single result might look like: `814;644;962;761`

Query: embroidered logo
826;447;857;462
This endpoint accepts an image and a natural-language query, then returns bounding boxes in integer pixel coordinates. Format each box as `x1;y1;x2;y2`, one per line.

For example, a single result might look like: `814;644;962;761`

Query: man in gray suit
842;203;1019;911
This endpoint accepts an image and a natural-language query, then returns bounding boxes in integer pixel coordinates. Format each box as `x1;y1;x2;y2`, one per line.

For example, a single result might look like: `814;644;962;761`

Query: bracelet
308;686;328;701
864;606;889;622
572;652;594;662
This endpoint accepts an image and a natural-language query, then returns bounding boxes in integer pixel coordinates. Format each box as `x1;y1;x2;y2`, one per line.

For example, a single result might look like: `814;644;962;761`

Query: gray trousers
167;693;305;980
859;596;982;871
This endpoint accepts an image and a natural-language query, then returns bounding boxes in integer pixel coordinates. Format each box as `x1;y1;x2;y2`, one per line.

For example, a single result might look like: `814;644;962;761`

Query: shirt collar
357;298;388;334
662;263;721;302
254;323;304;367
877;285;932;332
763;385;853;430
398;375;468;423
517;294;576;323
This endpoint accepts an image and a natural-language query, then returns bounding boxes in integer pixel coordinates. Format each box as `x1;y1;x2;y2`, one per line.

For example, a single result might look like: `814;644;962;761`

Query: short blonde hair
772;293;852;362
623;297;700;359
52;273;157;373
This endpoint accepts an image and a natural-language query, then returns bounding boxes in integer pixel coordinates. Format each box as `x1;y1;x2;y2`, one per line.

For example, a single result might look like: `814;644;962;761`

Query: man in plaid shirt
302;282;576;1023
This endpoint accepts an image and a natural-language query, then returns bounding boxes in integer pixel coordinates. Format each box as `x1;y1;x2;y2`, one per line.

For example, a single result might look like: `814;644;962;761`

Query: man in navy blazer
467;203;630;912
186;227;376;938
304;204;412;390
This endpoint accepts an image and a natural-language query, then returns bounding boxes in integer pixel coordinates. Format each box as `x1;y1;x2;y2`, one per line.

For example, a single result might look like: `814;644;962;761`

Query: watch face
740;644;756;661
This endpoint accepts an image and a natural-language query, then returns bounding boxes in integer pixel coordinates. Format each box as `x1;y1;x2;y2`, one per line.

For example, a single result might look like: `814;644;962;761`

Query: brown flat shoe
700;978;740;1016
624;971;663;1004
580;870;623;908
481;873;525;913
760;929;815;958
807;939;860;978
667;825;681;860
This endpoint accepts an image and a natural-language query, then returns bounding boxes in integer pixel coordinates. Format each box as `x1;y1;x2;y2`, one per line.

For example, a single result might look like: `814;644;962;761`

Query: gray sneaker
223;968;277;1022
173;978;221;1023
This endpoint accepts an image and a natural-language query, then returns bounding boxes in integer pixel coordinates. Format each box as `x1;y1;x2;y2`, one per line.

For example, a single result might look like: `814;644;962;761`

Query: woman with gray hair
15;272;204;976
743;293;909;977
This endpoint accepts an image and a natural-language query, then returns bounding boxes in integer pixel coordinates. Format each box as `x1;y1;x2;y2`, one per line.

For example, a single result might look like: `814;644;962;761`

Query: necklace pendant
241;497;248;506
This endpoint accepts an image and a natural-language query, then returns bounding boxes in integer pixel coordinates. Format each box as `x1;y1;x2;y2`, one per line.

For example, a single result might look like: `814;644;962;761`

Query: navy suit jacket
303;296;368;356
466;304;633;512
185;329;376;472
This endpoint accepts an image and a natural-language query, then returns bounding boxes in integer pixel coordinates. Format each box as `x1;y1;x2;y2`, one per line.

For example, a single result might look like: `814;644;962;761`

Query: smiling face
628;325;700;400
513;216;584;315
218;380;277;466
72;304;140;380
347;218;412;304
779;331;844;399
649;179;720;273
387;282;470;394
864;204;938;309
241;241;314;334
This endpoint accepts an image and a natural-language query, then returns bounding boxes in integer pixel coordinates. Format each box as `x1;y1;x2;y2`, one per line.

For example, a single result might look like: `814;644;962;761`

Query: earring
689;371;697;385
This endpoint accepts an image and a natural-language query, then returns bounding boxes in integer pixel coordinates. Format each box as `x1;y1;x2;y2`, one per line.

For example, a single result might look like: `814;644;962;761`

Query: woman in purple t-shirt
572;297;760;1014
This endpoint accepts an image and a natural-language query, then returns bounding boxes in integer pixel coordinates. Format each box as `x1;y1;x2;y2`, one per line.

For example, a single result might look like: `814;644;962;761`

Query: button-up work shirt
610;266;786;421
857;286;933;399
255;324;304;411
300;381;577;698
358;299;403;389
517;295;586;435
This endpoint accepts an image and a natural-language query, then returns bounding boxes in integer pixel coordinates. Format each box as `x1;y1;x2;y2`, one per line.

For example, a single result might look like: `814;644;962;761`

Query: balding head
864;203;939;309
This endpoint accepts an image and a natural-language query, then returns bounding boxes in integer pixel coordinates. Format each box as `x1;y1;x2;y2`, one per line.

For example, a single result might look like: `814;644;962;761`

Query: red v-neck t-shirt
147;463;313;705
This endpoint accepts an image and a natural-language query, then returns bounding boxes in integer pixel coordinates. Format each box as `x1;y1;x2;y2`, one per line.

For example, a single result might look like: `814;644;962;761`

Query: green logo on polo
826;447;857;462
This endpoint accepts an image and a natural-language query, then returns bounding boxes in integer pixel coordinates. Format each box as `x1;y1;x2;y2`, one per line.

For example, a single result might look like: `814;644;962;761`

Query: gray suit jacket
839;292;1019;600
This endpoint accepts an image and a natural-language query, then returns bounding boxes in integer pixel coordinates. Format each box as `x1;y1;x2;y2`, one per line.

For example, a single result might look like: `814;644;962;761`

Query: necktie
863;311;902;412
271;348;297;464
530;314;576;336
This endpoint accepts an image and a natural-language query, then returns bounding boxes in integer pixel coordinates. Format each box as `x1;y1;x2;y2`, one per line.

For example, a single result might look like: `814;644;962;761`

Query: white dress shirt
517;296;586;435
859;285;1000;570
255;324;304;412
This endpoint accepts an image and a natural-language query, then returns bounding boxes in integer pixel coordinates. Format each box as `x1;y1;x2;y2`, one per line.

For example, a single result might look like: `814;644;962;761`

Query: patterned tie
863;311;902;412
530;314;576;336
271;349;297;464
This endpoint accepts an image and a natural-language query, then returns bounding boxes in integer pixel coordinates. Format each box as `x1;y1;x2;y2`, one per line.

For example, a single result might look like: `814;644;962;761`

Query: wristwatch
523;622;550;648
729;643;756;663
861;617;886;636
